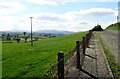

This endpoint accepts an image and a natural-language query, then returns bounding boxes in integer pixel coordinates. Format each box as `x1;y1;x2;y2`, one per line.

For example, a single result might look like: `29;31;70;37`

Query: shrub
92;25;103;31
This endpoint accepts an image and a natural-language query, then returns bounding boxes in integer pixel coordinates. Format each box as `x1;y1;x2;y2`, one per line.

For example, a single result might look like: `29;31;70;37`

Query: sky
0;0;119;32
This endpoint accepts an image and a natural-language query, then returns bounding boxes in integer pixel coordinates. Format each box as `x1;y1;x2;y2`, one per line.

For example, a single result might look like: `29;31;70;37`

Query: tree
16;38;20;43
92;24;103;31
23;32;27;42
16;34;20;43
6;34;11;40
23;32;26;36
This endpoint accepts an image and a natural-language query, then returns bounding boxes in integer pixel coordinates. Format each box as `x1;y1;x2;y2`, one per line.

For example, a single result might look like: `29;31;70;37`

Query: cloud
26;0;82;5
36;14;65;21
99;19;117;29
57;21;93;32
24;0;119;5
0;1;26;15
0;0;118;7
66;8;116;17
0;14;92;32
0;7;117;32
79;21;90;25
28;7;116;23
0;0;71;4
23;12;76;22
25;0;119;5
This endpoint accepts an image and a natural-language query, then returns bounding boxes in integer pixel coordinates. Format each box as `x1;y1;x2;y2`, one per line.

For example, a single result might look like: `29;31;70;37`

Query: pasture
2;32;87;77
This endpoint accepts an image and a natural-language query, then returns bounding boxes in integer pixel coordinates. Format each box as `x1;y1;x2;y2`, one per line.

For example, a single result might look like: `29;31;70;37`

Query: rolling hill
105;22;120;30
35;29;75;35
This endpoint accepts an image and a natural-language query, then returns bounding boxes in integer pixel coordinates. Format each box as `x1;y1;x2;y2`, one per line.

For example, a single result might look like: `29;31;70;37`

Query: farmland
2;32;87;77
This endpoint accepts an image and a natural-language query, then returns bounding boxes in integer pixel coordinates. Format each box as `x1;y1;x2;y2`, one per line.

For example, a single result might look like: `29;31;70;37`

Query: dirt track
99;30;120;65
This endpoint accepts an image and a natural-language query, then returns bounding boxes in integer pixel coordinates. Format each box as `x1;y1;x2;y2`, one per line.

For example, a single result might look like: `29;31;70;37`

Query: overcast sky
0;0;119;32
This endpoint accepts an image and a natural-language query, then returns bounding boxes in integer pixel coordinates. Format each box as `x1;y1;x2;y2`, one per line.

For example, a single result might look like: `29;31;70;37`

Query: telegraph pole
30;17;33;46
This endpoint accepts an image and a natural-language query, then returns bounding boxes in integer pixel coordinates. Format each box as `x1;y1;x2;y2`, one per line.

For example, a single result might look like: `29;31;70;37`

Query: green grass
97;33;120;79
105;22;120;31
2;32;87;77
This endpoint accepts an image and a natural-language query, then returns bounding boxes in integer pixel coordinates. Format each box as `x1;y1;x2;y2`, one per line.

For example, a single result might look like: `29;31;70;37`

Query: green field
2;32;87;77
105;22;120;30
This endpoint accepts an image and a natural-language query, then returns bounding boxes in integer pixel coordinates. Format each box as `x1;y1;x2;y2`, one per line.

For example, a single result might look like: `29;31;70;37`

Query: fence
43;30;93;79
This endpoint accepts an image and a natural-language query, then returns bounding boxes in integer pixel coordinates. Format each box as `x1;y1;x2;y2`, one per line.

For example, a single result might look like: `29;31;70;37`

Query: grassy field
2;32;87;77
105;22;120;30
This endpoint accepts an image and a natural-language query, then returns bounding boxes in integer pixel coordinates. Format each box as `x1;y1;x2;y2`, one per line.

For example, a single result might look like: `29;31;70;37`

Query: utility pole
30;17;33;46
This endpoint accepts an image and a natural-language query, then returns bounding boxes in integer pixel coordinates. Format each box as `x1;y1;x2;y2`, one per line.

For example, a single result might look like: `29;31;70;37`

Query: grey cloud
0;6;12;9
68;8;116;17
79;22;89;25
88;11;115;17
36;15;64;21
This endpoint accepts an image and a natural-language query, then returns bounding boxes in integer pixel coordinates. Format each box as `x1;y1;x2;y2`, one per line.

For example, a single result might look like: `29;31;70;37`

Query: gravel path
99;30;120;65
64;32;113;78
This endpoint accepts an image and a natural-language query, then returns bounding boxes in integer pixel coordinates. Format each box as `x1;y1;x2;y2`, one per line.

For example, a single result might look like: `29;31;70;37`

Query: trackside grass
2;32;87;77
97;33;120;79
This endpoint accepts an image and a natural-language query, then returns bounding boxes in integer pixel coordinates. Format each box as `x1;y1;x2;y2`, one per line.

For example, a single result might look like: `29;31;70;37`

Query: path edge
96;33;114;79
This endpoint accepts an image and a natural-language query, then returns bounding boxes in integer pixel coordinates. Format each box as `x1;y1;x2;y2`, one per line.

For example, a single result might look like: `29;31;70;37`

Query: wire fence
43;30;93;79
43;48;76;79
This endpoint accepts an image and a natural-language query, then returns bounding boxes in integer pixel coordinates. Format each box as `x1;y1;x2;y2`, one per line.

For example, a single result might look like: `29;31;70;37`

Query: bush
92;25;103;31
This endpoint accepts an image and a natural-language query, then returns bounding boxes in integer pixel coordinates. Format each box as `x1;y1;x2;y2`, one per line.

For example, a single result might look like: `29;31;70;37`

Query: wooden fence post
88;32;90;44
86;33;89;47
76;41;80;70
58;51;64;79
85;34;87;47
88;30;92;46
89;30;91;37
83;37;86;55
89;30;92;39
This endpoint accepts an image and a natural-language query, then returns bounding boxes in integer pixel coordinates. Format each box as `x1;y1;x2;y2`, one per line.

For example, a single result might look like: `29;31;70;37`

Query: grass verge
97;32;120;79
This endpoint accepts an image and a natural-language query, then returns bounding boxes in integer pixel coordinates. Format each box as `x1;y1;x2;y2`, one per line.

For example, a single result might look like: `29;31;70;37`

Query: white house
118;1;120;22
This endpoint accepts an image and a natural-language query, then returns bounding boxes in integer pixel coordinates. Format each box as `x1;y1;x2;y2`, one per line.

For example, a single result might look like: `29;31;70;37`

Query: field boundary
43;30;93;79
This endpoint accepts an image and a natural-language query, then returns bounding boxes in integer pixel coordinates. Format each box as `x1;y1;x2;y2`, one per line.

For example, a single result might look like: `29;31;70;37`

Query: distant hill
4;29;29;33
105;22;120;30
1;29;75;35
35;29;75;35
